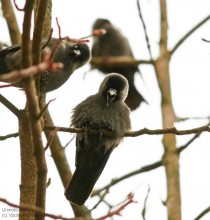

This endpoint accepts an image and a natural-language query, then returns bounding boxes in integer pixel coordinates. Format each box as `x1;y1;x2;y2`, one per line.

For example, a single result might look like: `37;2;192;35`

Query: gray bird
0;38;90;93
65;73;131;206
91;18;146;111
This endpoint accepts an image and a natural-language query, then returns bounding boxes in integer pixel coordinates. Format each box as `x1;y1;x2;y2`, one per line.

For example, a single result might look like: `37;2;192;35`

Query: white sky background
0;0;210;219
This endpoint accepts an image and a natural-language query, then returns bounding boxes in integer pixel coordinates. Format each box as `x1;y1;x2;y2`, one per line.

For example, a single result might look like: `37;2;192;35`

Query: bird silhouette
65;73;131;205
0;38;90;93
91;18;147;111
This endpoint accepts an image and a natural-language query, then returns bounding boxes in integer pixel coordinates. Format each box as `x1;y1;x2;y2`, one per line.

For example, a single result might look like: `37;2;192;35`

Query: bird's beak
107;88;117;106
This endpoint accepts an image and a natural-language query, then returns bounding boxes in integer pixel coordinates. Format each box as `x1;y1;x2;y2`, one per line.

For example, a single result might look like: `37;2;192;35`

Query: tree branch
137;0;153;60
156;1;181;219
91;161;162;197
194;205;210;220
0;197;91;220
95;193;136;220
0;60;63;82
0;132;19;140
142;186;150;220
32;0;49;94
22;1;48;219
92;131;200;197
1;0;21;44
0;94;20;117
170;14;210;56
44;124;210;137
90;56;153;69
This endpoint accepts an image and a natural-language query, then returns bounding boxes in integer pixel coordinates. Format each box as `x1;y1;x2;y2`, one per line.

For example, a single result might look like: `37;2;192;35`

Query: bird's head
65;41;91;69
99;73;129;106
48;38;91;70
92;18;112;31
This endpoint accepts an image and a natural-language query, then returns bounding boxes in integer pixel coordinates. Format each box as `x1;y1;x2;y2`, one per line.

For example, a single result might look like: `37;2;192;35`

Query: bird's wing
0;44;21;56
0;44;22;73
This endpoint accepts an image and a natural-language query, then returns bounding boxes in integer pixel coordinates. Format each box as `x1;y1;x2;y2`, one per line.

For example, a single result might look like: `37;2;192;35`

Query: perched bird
0;38;91;93
65;73;131;205
91;18;147;111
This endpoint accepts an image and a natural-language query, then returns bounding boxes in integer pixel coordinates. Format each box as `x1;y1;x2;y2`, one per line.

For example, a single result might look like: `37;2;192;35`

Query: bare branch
91;131;199;197
0;61;63;83
202;38;210;43
41;28;53;49
95;193;137;220
81;28;107;39
44;124;210;137
137;0;153;60
1;0;21;44
194;205;210;220
21;1;48;219
92;161;162;197
0;132;19;141
55;17;61;38
90;188;110;211
0;197;90;220
13;0;25;11
170;14;210;56
0;94;20;117
44;126;59;151
156;1;181;219
91;56;152;70
37;98;56;120
178;132;201;153
32;0;50;94
142;186;150;220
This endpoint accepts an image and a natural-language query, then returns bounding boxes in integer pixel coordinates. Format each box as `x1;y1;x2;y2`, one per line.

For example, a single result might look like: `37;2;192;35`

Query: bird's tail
65;148;113;206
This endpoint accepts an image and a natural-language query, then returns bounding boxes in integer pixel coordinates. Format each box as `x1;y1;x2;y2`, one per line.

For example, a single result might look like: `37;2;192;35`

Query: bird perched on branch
91;18;147;111
0;38;91;93
65;73;131;206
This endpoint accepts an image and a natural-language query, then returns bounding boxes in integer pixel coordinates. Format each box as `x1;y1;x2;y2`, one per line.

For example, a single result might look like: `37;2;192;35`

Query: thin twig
170;14;210;56
0;61;63;83
95;193;137;220
92;161;162;197
142;186;150;220
55;17;61;38
41;28;53;49
0;94;20;117
178;122;210;152
0;84;14;88
37;98;56;120
194;205;210;220
137;0;153;60
202;38;210;43
63;135;75;149
0;197;85;220
92;130;200;197
44;127;60;151
13;0;25;11
81;28;107;39
90;188;110;211
0;132;19;141
91;56;153;69
1;0;21;44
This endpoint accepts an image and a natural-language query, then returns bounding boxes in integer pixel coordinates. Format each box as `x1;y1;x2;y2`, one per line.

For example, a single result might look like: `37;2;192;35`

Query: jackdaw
0;38;91;93
91;18;146;111
65;72;131;206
